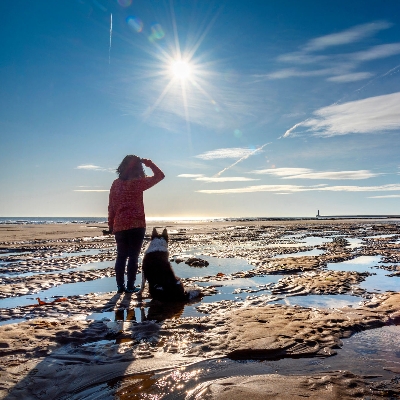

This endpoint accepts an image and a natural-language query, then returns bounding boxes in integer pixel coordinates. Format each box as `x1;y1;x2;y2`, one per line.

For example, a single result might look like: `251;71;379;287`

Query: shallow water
366;234;399;240
1;252;398;320
0;256;255;310
276;293;362;308
172;255;253;278
1;245;399;329
0;276;118;309
346;237;364;248
273;248;325;258
281;234;332;247
326;256;400;293
0;260;115;279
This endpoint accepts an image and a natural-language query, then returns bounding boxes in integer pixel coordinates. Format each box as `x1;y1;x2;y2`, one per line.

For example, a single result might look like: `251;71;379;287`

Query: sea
0;216;316;225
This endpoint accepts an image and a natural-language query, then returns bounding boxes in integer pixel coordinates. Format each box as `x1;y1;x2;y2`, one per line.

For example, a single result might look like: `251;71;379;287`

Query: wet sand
0;219;400;399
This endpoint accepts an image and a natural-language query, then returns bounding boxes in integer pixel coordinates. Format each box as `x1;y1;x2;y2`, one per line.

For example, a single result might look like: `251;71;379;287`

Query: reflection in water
88;300;188;325
112;301;186;324
114;309;138;322
145;300;185;322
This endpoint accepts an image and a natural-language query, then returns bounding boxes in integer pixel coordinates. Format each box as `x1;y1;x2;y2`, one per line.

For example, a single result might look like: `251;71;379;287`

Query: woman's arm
141;159;165;189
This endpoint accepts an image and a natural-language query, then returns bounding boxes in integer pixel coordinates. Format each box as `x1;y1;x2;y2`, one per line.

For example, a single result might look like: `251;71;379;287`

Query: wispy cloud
266;67;337;80
283;92;400;137
198;183;400;194
368;194;400;198
266;21;394;83
195;147;263;160
303;21;392;52
318;184;400;192
353;43;400;61
283;171;380;180
327;72;374;82
277;53;328;64
196;176;259;183
198;184;321;194
249;168;380;180
76;164;113;172
250;168;312;176
178;174;258;182
178;174;204;178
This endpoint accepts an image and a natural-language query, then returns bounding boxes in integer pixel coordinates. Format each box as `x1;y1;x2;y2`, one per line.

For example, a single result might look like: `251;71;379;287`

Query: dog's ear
162;228;168;241
151;228;158;239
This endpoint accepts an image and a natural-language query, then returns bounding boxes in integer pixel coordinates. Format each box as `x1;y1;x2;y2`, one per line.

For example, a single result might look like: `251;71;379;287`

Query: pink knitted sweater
108;162;164;233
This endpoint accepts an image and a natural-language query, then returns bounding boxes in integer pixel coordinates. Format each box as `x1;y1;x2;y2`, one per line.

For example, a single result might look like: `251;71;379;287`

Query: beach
1;219;400;399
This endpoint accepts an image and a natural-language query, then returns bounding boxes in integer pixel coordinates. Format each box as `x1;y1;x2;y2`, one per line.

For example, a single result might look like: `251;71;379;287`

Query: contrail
109;13;112;64
281;119;309;138
214;142;271;177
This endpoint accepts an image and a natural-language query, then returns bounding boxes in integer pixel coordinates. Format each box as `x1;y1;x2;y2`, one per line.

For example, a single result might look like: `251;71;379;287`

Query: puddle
87;309;144;323
0;255;253;310
0;318;26;326
281;235;332;247
0;276;119;309
66;324;400;399
85;277;358;323
273;248;325;258
0;251;30;257
276;294;362;309
37;248;107;259
85;275;282;323
346;237;364;248
326;256;400;293
327;256;381;272
1;254;397;322
1;260;115;279
76;260;114;271
171;255;253;278
366;234;398;240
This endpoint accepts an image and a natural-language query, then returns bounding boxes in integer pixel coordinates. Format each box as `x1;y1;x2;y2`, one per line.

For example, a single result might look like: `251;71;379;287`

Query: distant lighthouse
316;210;320;218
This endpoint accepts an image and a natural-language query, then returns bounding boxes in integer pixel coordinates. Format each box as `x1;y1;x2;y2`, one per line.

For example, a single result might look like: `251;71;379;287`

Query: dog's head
151;228;168;243
151;228;168;242
145;228;169;254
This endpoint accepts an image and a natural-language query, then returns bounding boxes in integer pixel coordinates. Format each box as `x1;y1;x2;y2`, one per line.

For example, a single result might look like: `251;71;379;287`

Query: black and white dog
139;228;200;301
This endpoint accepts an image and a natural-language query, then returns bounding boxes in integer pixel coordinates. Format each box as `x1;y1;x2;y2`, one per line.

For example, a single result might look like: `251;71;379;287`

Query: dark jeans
114;228;146;289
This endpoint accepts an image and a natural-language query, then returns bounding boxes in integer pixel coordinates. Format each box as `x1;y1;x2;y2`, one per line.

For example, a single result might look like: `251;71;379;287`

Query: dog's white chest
145;238;168;254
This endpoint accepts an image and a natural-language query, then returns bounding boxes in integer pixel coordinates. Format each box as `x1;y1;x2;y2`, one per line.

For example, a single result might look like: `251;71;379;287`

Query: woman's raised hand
141;158;152;167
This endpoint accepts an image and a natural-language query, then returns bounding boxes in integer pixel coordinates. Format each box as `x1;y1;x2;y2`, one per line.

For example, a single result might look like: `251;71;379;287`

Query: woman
108;155;165;293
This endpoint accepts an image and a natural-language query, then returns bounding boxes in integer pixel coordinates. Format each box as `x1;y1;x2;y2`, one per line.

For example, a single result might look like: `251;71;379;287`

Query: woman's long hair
117;155;145;180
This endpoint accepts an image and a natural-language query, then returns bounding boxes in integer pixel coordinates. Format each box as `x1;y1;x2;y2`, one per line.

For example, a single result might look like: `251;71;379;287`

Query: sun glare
171;59;192;80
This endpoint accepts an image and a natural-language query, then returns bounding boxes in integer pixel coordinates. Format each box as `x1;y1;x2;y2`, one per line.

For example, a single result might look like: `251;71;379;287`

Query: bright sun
171;59;192;80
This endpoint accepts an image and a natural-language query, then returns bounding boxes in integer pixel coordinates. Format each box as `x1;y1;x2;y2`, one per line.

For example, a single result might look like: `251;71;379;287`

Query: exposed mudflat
0;219;400;399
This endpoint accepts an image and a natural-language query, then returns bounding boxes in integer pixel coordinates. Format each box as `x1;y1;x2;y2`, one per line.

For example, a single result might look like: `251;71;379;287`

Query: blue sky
1;0;400;218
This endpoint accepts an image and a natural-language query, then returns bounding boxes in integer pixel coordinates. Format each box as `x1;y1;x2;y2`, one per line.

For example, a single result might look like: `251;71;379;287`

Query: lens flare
127;16;143;33
171;60;192;80
117;0;132;7
149;23;165;41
